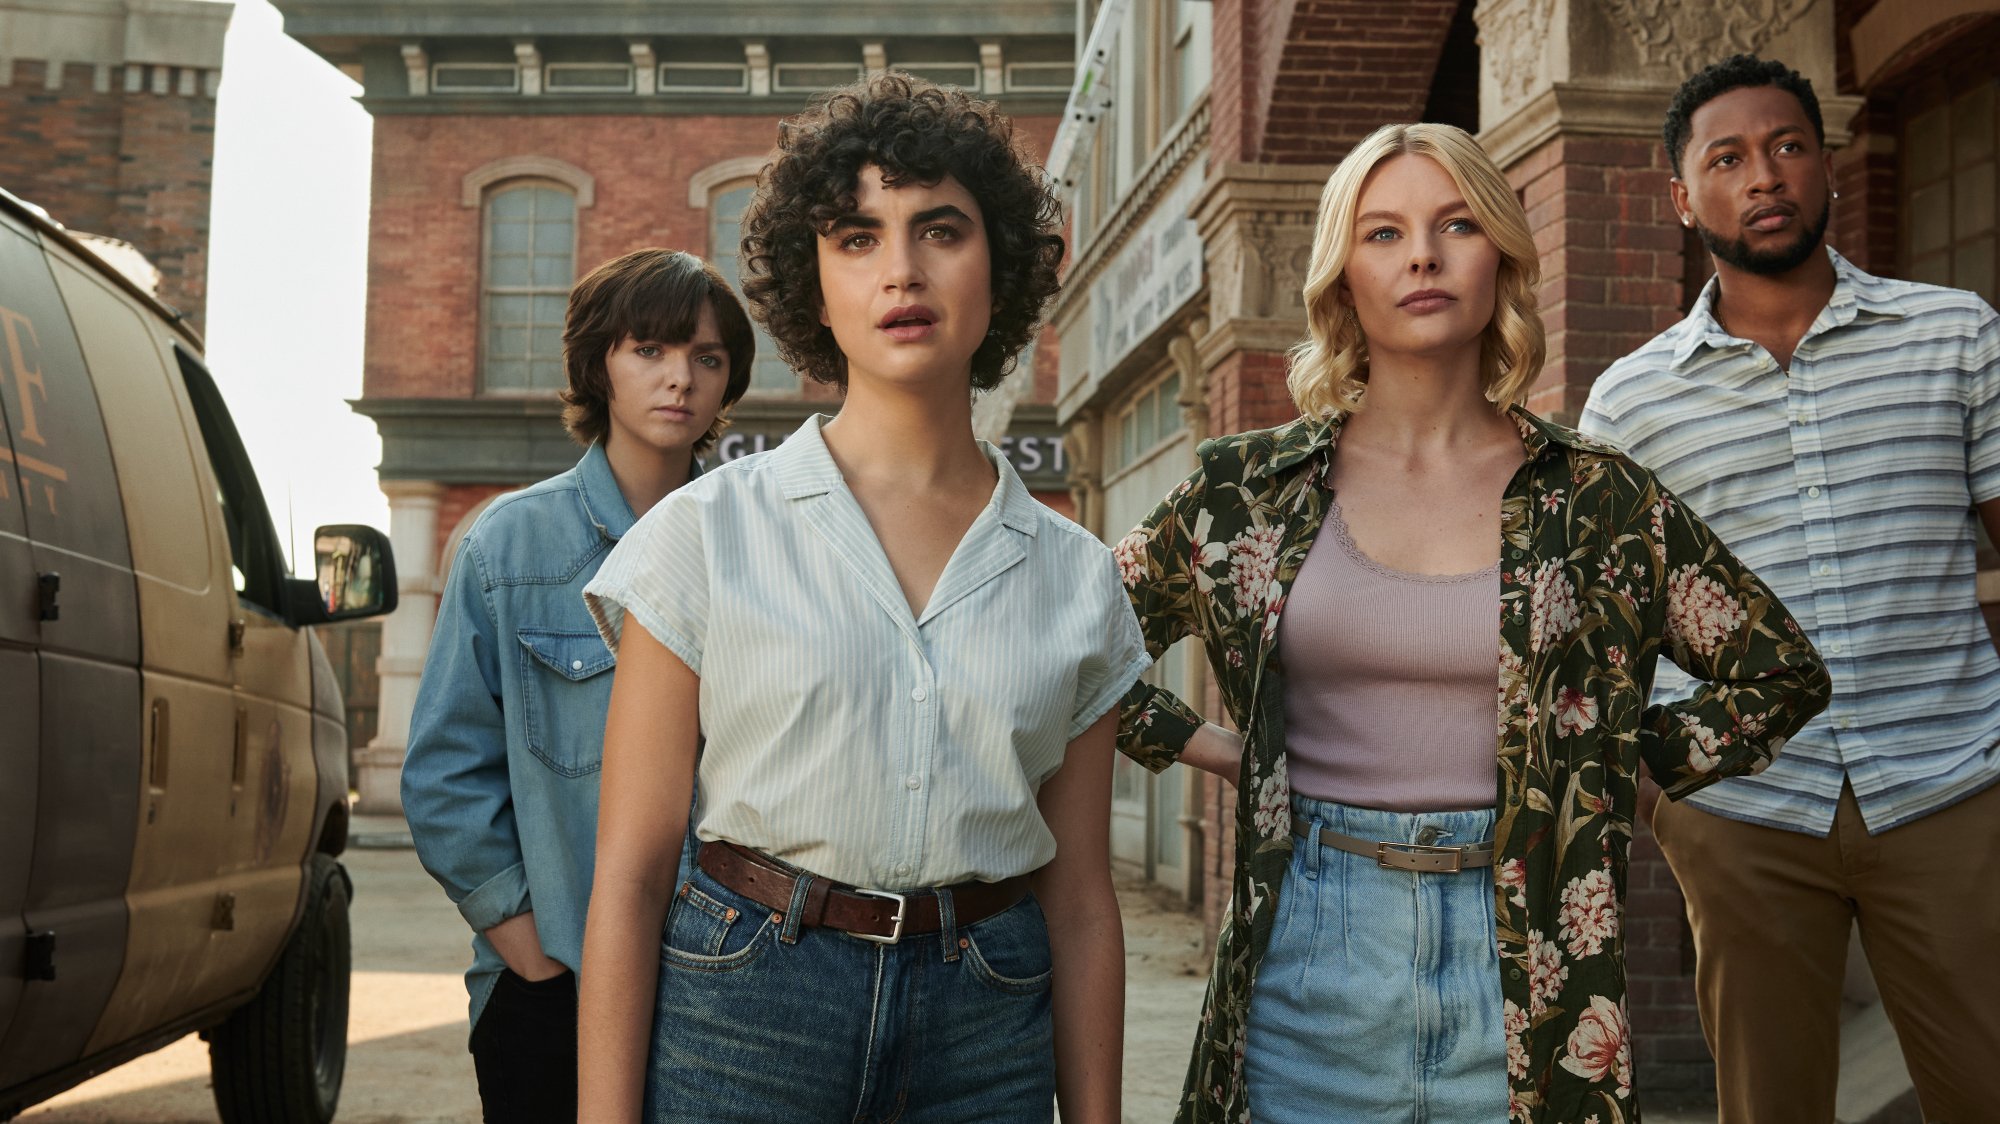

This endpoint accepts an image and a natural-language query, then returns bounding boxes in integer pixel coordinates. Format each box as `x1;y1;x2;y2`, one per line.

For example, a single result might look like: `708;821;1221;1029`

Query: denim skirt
1245;793;1509;1123
644;860;1057;1123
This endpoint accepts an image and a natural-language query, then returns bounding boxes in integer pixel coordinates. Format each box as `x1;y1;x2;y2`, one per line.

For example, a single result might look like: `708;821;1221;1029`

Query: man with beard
1581;54;2000;1123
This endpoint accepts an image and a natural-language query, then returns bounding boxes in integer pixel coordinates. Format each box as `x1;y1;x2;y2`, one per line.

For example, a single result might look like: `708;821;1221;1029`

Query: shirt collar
1669;245;1904;367
1256;402;1566;478
774;413;1041;537
575;440;702;541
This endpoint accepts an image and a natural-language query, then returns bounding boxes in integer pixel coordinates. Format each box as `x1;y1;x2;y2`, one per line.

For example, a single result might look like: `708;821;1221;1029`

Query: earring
1833;190;1841;200
1682;216;1693;228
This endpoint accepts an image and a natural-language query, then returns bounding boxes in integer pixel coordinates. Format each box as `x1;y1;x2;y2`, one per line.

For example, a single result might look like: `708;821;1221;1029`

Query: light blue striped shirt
1581;247;2000;835
585;414;1151;888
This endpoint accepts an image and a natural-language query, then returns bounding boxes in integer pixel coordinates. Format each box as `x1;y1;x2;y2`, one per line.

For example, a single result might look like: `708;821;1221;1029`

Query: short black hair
1663;54;1824;177
740;73;1065;391
560;248;755;455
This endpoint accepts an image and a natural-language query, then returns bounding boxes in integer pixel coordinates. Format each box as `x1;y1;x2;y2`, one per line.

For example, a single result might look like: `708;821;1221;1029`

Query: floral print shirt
1114;406;1830;1124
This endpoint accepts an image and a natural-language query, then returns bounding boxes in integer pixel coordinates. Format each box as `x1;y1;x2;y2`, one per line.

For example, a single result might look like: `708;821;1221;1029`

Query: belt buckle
1376;841;1463;873
848;888;908;944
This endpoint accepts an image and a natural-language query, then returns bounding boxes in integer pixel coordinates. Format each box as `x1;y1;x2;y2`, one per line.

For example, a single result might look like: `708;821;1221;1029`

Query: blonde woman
1114;123;1830;1123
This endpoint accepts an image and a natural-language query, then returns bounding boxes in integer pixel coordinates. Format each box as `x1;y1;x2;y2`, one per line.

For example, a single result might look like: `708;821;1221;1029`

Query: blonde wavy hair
1287;123;1545;419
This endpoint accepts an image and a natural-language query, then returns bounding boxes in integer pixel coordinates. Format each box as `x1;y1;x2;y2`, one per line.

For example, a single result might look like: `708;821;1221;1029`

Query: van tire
208;854;351;1123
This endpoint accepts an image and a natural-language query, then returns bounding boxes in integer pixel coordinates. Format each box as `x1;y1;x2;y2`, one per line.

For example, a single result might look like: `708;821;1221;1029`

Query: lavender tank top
1276;496;1501;812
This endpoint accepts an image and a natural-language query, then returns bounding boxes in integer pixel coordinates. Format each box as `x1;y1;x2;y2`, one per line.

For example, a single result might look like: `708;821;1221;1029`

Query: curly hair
560;248;755;456
1663;54;1823;176
1288;123;1545;420
739;73;1066;391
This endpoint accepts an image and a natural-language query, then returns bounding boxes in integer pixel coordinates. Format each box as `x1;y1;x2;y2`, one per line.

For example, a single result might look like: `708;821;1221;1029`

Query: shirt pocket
516;628;617;777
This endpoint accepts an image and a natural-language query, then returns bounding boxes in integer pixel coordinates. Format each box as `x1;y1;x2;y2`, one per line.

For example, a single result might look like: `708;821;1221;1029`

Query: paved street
16;835;1718;1123
22;838;1210;1124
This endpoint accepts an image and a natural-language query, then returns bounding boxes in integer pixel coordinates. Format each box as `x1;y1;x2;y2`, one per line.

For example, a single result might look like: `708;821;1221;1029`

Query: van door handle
36;572;58;621
228;617;245;655
149;697;170;790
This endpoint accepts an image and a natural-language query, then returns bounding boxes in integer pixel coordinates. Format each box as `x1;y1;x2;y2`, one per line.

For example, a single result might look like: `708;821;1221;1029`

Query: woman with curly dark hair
576;74;1146;1123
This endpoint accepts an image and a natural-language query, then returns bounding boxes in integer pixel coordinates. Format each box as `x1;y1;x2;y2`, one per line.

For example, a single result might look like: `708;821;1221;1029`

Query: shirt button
894;862;912;878
1841;717;1856;730
911;686;927;702
905;775;921;791
1818;563;1832;576
1808;486;1821;498
571;659;584;671
1830;641;1845;654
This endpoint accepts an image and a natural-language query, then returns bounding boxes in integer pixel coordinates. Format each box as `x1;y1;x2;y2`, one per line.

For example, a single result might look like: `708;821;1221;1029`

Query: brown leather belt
695;840;1031;944
1291;814;1495;873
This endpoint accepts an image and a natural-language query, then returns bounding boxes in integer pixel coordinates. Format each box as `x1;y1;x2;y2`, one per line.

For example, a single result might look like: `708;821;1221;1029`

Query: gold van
0;187;393;1121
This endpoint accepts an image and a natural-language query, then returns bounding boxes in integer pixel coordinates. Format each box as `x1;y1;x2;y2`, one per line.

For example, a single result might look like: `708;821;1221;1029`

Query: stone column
1189;162;1330;436
356;479;443;815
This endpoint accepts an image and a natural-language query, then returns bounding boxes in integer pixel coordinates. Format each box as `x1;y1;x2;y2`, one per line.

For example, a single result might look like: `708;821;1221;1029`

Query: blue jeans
1246;794;1509;1124
645;861;1057;1122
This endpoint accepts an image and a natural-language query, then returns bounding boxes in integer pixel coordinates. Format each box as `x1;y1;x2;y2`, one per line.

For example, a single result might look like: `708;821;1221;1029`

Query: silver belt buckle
1376;841;1464;873
848;888;908;944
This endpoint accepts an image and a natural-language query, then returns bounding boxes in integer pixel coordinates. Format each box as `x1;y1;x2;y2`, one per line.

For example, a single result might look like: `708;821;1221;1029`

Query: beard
1695;197;1831;276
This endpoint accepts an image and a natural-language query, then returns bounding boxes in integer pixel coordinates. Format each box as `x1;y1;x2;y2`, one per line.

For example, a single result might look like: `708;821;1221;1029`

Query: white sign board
1089;171;1203;379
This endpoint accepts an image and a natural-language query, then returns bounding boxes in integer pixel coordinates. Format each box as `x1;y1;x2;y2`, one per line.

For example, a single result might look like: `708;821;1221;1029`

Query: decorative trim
400;43;428;96
1473;0;1555;116
1482;81;1869;171
687;155;771;207
629;42;656;94
980;40;1004;94
460;155;595;208
1602;0;1815;75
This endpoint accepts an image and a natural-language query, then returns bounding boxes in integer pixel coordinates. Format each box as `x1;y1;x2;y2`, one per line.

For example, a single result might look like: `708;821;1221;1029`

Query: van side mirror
287;524;399;627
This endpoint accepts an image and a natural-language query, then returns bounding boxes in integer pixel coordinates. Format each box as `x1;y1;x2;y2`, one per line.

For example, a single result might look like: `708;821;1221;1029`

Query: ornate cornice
1602;0;1815;74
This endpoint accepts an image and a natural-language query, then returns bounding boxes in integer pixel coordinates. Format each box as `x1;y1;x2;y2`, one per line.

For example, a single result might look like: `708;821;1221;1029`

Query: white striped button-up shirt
585;414;1150;889
1582;248;2000;835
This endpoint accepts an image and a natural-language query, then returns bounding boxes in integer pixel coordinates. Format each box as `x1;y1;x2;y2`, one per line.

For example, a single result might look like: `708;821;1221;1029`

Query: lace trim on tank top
1325;494;1501;585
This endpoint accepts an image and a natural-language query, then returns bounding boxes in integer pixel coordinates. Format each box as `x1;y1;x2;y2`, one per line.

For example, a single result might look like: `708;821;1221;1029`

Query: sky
200;0;384;574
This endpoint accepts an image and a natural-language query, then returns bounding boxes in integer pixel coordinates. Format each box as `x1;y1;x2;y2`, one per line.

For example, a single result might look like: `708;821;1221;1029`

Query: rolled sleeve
1069;552;1154;740
403;535;532;932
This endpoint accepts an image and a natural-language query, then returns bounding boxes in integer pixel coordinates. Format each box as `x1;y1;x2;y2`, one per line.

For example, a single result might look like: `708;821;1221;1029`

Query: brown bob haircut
740;73;1066;391
559;248;756;455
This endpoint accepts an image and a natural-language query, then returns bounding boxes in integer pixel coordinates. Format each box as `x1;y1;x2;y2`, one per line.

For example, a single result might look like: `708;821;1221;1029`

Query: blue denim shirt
403;443;696;1029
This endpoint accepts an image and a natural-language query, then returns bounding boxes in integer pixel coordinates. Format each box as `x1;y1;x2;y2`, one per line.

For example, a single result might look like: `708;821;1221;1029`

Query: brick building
274;0;1079;813
0;0;233;332
1052;0;2000;1109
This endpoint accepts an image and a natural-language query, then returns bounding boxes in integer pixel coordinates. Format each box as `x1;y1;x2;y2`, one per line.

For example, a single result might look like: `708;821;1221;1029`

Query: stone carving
1475;0;1556;109
1602;0;1815;73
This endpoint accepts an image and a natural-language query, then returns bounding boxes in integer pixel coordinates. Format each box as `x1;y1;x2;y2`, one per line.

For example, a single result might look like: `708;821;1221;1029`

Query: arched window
710;182;797;393
481;182;576;392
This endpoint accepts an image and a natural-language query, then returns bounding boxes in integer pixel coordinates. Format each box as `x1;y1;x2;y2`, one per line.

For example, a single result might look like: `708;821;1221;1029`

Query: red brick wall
1511;135;1687;423
366;111;1059;404
1257;0;1461;163
1204;348;1296;438
0;61;217;330
435;482;516;566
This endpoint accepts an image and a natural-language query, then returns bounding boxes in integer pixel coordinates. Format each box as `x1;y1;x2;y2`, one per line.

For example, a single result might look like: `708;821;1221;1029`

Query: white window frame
772;63;863;92
1006;61;1075;92
544;62;635;94
891;62;982;89
479;180;577;395
658;61;752;94
431;62;521;94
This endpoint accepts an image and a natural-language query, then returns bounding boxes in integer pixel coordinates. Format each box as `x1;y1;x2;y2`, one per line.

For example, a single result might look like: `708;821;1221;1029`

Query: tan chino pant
1651;779;2000;1123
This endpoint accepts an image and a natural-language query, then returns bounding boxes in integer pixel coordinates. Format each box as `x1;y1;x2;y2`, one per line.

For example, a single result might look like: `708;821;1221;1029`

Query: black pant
469;968;577;1123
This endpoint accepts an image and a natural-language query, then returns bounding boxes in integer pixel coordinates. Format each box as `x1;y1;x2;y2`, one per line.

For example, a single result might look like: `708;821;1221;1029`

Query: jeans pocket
962;896;1054;997
661;876;773;973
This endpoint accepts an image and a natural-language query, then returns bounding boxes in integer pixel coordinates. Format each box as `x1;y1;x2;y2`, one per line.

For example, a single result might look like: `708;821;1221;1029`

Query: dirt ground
20;841;1211;1124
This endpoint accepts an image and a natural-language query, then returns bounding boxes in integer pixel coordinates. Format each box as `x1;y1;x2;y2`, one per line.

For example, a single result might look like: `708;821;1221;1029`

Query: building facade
275;0;1079;813
0;0;233;331
1053;0;2000;1107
